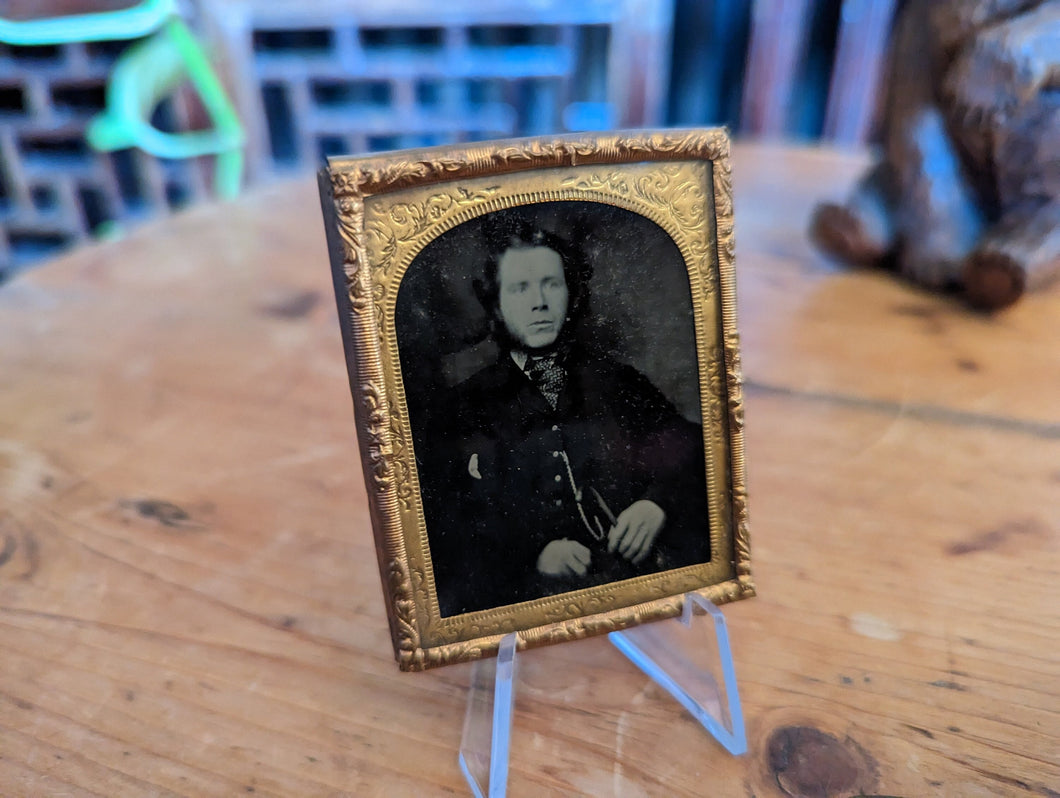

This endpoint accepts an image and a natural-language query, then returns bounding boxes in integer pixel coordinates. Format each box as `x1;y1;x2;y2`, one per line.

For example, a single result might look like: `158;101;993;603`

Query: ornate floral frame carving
319;129;752;671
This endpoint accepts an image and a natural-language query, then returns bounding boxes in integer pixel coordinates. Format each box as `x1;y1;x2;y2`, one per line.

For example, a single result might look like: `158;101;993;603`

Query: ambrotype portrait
397;204;710;617
319;130;752;670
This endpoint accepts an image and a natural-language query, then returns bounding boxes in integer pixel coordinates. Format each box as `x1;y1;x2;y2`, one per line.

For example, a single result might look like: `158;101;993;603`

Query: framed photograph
318;129;752;671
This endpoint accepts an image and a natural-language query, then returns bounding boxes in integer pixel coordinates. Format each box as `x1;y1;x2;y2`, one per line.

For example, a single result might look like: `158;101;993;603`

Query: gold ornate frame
319;129;752;671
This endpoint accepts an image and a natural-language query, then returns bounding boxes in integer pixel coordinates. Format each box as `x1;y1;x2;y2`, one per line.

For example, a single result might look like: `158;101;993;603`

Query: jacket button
551;425;559;432
554;499;562;507
554;474;562;482
552;450;559;457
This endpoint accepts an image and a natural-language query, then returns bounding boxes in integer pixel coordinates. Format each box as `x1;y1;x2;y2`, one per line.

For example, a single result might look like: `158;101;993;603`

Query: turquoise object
0;0;176;45
1;1;243;200
87;18;245;200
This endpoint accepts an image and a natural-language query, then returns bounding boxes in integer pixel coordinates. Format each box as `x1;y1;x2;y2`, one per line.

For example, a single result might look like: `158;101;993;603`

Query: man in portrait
421;214;710;616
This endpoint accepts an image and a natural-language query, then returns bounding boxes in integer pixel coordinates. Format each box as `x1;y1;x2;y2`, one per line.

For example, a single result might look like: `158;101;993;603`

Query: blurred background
0;0;898;280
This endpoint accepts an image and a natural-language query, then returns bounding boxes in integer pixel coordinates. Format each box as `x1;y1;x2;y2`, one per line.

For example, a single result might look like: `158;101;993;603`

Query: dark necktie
524;354;565;409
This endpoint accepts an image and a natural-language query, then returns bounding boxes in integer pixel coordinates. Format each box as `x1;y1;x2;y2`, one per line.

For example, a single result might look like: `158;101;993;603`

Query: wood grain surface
1;143;1057;797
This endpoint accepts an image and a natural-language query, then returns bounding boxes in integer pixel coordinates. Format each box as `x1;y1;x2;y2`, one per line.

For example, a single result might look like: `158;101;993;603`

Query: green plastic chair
0;0;175;44
0;1;244;200
87;17;244;200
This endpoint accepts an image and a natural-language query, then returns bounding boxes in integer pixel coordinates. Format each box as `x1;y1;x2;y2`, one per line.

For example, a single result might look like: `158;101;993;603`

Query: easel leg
609;592;747;755
459;632;518;798
458;594;745;796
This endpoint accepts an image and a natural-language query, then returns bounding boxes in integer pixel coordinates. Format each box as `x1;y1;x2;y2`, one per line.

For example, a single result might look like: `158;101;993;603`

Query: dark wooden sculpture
811;0;1060;310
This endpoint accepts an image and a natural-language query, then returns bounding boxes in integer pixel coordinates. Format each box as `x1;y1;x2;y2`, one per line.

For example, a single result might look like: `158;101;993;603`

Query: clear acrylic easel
458;593;746;797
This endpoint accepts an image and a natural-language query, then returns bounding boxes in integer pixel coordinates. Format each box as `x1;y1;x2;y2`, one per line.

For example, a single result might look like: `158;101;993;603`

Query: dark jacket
418;349;710;616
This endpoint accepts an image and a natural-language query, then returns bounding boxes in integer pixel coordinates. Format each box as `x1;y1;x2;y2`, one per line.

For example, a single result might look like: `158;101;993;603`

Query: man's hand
537;539;592;577
608;500;666;565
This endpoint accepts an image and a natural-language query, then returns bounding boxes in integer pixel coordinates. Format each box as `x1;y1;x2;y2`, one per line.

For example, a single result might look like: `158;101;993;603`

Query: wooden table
1;143;1057;797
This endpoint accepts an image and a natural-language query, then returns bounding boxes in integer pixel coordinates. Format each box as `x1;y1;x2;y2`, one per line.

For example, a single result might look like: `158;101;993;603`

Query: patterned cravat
524;354;565;409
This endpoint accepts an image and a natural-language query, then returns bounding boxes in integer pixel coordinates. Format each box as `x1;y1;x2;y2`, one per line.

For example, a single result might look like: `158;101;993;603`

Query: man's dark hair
473;212;593;349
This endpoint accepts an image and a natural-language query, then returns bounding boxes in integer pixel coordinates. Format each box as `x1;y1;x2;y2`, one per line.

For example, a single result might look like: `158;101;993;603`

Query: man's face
497;246;569;351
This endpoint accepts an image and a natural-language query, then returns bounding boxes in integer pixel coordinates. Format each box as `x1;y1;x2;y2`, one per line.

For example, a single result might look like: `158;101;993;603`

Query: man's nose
531;285;549;309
